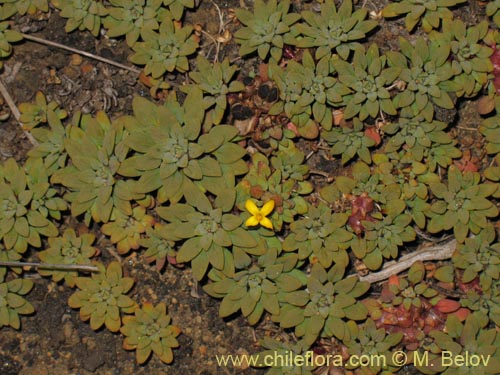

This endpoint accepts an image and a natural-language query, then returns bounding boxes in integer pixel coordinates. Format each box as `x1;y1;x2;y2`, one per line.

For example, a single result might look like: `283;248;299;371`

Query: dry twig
0;78;39;146
357;239;457;284
22;33;141;74
0;260;99;272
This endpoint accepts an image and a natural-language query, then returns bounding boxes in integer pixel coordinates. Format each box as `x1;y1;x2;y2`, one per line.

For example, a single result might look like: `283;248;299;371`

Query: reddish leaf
452;307;471;321
364;126;381;145
286;122;300;136
388;274;400;287
434;299;461;313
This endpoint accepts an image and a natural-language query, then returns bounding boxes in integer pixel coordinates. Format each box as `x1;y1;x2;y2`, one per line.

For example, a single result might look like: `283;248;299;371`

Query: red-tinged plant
348;192;375;235
453;149;479;172
490;44;500;93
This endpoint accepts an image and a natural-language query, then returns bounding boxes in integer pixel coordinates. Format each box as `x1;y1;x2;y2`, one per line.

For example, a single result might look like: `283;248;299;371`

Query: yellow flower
245;199;275;230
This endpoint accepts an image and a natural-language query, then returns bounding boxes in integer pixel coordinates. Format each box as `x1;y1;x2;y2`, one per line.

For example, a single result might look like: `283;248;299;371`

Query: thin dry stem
0;261;99;272
0;78;39;146
22;33;141;74
357;239;457;284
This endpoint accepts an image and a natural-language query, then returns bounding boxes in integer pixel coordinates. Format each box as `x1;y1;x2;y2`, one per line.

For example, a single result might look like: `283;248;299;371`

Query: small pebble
70;54;83;66
217;347;227;355
202;335;211;343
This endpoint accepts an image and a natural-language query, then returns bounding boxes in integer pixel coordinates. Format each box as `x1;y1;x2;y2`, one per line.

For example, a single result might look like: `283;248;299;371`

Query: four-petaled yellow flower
245;199;275;230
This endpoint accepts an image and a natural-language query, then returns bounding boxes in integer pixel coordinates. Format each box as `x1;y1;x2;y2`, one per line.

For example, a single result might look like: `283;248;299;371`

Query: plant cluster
52;0;108;37
268;50;341;138
233;0;300;62
38;228;97;287
289;0;378;62
417;314;500;374
103;0;163;47
18;91;68;131
382;0;468;32
430;19;493;98
128;13;198;77
333;43;400;121
121;302;181;364
0;158;59;254
68;261;136;332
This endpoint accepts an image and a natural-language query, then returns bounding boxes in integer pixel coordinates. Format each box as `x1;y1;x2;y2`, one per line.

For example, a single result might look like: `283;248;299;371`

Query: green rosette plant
321;118;376;165
430;19;492;98
0;274;34;329
51;111;139;224
101;206;155;255
344;319;403;374
383;116;456;163
18;91;68;131
204;246;304;325
52;0;108;37
118;90;247;211
0;158;58;254
121;302;181;364
291;0;378;62
27;109;69;176
0;0;48;19
418;314;500;375
269;50;343;137
325;161;399;206
373;156;437;229
68;261;137;332
452;225;500;291
427;166;498;243
351;200;415;271
103;0;162;46
24;158;67;220
426;142;463;172
129;13;198;77
275;264;369;346
333;44;400;121
0;21;22;68
233;0;300;62
139;223;179;271
157;203;257;280
382;0;467;33
183;56;245;125
387;37;458;121
270;141;310;182
38;228;98;287
282;202;352;271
